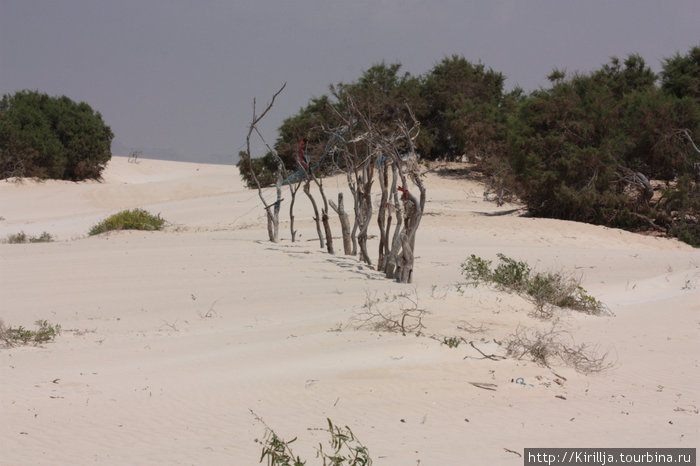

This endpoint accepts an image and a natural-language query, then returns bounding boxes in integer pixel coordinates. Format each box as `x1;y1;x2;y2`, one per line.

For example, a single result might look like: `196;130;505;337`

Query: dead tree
307;153;334;255
392;117;426;283
323;96;426;281
326;107;368;259
287;180;303;242
295;140;328;250
384;163;404;279
356;161;375;265
329;192;353;255
376;154;391;270
303;178;325;249
252;125;302;242
241;83;286;242
366;110;424;282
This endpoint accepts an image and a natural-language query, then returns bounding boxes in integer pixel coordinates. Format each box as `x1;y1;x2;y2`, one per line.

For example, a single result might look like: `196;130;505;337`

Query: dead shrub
505;325;612;374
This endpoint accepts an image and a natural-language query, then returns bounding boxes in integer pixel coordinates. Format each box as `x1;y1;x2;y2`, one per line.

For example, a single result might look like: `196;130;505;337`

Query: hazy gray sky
1;0;698;163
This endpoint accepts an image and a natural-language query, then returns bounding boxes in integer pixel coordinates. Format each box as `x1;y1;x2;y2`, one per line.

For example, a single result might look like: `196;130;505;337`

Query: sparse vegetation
4;231;54;243
252;411;372;466
88;208;165;235
0;319;61;347
461;254;608;317
505;325;612;374
352;290;426;336
441;336;462;348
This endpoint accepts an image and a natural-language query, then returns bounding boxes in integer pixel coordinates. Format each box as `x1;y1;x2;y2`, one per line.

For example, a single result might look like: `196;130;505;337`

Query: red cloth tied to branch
298;138;309;168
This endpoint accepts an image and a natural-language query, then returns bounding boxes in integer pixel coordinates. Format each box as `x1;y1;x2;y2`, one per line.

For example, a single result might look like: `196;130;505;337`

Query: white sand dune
1;156;698;464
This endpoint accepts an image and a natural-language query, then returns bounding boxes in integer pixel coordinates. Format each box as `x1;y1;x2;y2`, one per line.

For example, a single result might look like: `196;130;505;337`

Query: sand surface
1;156;698;464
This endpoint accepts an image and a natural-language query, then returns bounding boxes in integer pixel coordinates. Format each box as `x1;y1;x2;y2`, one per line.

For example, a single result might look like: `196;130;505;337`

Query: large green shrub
418;55;515;162
0;90;113;180
504;52;700;243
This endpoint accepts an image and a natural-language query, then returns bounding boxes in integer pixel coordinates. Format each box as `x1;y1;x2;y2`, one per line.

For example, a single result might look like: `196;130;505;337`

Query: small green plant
89;208;165;235
5;231;54;243
461;254;608;317
314;418;372;466
0;319;61;347
442;336;462;348
252;411;372;466
460;254;492;286
491;254;531;291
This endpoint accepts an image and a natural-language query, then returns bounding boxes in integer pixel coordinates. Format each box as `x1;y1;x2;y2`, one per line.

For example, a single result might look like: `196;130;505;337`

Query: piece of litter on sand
469;382;497;391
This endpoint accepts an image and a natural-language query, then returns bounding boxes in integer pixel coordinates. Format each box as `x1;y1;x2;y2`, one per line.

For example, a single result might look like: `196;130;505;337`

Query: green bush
237;151;280;189
0;90;113;180
503;51;699;245
89;209;165;235
461;254;607;316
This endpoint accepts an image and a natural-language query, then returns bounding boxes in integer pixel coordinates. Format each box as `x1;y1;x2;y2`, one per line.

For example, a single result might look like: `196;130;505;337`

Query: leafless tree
251;118;302;243
240;83;286;242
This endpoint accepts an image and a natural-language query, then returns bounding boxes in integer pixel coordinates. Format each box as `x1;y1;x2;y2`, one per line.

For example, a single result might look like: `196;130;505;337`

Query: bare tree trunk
304;181;325;249
395;174;426;283
356;164;374;266
398;198;417;283
288;181;301;242
384;165;402;279
376;157;390;271
349;175;360;256
330;192;352;255
272;174;282;241
311;173;334;255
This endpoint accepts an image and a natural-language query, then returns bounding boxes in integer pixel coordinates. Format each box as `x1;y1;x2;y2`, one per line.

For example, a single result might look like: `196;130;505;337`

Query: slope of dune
1;156;697;464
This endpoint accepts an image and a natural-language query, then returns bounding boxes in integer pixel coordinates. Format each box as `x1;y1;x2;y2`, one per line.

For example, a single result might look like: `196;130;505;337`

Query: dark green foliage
331;62;422;130
330;62;425;167
505;52;700;243
89;209;165;235
274;95;339;172
237;151;281;189
259;431;305;466
418;55;512;162
0;90;113;180
661;45;700;103
271;58;512;166
245;47;699;245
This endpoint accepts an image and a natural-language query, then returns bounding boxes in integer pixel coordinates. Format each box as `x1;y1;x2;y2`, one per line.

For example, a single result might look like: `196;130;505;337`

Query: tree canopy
0;90;113;180
239;46;699;246
504;50;699;243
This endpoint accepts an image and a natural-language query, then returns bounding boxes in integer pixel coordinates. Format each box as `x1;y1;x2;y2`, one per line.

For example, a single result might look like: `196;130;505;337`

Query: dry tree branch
242;83;286;242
